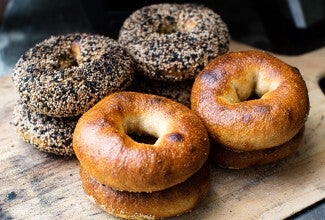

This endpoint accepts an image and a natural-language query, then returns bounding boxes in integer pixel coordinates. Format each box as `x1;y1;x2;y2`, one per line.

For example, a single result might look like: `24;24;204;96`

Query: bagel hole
58;54;79;69
236;87;264;102
230;71;279;103
231;82;262;102
57;40;82;69
123;115;166;145
128;132;158;145
319;76;325;95
246;92;261;101
156;24;177;34
156;16;178;34
233;91;261;102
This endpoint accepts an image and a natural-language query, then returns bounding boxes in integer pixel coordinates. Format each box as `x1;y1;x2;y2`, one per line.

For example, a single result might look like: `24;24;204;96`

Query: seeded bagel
128;74;193;107
12;101;77;156
13;33;135;117
118;3;229;81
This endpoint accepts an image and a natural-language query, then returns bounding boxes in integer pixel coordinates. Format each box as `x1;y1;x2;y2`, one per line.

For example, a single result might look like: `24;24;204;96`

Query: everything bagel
13;33;135;117
118;3;229;81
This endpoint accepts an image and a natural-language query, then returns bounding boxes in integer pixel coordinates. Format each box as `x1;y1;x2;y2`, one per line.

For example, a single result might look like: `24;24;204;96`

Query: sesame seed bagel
128;74;194;107
12;101;77;156
118;3;230;81
79;164;209;219
212;127;304;169
73;92;210;192
13;33;135;117
191;50;310;151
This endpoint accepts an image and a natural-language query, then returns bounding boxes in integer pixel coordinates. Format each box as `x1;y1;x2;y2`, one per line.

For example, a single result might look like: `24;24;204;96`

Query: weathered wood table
1;41;324;219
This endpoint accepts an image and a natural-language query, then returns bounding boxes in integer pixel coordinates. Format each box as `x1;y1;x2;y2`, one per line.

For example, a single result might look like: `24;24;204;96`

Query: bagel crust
73;92;210;192
80;165;209;219
212;128;304;169
128;74;194;107
118;3;230;81
12;101;77;156
13;33;135;117
191;50;310;151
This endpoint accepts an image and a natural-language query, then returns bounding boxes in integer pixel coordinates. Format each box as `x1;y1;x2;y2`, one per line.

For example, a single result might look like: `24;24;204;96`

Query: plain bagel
212;127;304;169
191;50;310;151
80;164;209;219
73;92;210;192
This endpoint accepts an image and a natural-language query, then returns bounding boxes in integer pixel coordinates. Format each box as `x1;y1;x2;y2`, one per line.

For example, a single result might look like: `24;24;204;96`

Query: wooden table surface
1;41;324;219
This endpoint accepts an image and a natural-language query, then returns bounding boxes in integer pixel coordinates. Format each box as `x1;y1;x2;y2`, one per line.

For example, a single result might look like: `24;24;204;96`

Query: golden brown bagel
73;92;210;192
80;165;209;219
212;127;304;169
191;50;309;151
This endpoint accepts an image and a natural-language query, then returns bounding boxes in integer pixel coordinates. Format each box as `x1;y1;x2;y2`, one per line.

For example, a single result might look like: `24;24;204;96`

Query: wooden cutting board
1;41;324;219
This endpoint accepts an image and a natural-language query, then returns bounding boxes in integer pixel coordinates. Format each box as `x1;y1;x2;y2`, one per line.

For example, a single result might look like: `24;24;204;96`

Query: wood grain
1;41;324;219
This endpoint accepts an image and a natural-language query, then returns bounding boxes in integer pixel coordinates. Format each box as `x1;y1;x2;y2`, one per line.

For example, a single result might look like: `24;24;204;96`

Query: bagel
128;74;193;107
191;50;309;152
12;100;77;156
80;164;209;219
13;33;135;117
73;92;210;192
212;128;304;169
118;3;230;81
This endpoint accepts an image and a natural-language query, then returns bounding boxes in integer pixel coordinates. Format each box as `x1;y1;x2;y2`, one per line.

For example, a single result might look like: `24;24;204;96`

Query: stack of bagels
121;3;230;107
73;92;211;219
11;2;310;220
12;33;135;156
191;50;310;169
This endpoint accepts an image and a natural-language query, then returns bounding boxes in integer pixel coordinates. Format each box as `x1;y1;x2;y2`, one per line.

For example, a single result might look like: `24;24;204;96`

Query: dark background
1;0;325;75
